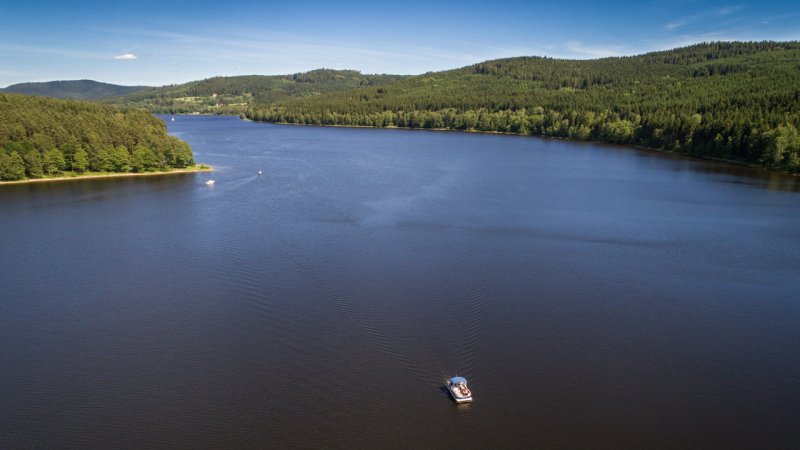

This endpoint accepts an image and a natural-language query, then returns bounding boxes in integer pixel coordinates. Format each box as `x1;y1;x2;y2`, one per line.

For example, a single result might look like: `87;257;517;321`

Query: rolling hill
245;41;800;172
103;69;407;114
1;80;149;100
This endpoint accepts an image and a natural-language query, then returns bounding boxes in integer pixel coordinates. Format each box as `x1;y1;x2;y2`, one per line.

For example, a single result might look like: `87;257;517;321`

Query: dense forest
104;69;406;114
245;42;800;172
0;93;194;181
1;80;149;100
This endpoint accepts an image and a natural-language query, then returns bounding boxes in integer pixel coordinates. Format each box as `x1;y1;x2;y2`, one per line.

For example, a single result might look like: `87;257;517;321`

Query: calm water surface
2;116;799;448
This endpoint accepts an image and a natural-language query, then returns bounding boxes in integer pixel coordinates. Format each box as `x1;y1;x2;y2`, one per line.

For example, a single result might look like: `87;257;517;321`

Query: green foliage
111;145;131;172
1;80;148;100
761;124;800;171
0;151;25;180
72;147;89;172
244;41;800;172
23;149;43;178
131;144;159;172
42;148;66;175
169;138;194;168
93;146;115;172
104;70;406;115
0;93;194;180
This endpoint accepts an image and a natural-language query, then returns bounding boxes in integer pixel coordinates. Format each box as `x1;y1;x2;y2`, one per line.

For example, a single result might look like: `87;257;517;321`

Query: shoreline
253;120;799;177
0;165;213;186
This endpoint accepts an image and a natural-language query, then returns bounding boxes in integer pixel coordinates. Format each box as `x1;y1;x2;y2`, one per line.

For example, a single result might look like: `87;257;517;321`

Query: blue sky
1;0;798;87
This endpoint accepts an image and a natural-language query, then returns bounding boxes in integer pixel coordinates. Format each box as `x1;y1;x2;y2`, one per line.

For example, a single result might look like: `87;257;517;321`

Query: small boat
446;376;473;403
205;179;215;186
171;116;175;122
257;170;262;175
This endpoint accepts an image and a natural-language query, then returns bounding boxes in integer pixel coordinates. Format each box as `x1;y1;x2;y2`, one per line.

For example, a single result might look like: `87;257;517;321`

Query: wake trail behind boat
457;256;486;378
199;173;259;191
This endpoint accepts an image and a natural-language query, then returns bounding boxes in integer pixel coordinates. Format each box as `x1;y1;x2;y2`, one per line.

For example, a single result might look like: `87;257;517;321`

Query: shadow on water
621;145;800;192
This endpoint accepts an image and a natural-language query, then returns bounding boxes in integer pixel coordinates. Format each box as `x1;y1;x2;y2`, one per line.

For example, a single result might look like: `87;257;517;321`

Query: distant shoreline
253;120;800;177
0;165;212;186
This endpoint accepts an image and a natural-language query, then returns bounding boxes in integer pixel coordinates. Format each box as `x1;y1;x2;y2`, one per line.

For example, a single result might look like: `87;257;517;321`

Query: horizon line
2;39;797;89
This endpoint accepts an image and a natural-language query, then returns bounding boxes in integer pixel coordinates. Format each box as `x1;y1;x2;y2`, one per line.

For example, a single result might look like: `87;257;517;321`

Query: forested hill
0;93;194;181
1;80;149;100
105;69;407;114
246;41;800;172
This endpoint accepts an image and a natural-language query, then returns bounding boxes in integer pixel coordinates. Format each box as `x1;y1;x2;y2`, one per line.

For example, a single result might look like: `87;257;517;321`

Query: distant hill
104;69;407;114
1;80;149;100
245;41;800;173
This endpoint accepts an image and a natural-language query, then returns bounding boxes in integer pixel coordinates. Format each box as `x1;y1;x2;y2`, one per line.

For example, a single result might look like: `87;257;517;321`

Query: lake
1;115;799;448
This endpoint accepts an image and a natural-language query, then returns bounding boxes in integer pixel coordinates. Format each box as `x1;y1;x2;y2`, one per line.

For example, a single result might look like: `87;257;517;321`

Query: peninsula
0;93;199;182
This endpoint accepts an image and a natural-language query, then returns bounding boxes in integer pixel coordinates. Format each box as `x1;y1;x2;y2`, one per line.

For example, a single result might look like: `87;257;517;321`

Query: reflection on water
1;116;799;449
669;157;800;192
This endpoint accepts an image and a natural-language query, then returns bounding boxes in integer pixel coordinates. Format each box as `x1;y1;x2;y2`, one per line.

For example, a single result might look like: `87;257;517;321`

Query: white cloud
665;20;688;30
113;53;138;60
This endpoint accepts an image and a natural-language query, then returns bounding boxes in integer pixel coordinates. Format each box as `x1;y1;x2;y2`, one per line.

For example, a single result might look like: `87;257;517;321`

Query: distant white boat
205;179;215;186
171;116;175;122
446;376;473;403
257;170;262;175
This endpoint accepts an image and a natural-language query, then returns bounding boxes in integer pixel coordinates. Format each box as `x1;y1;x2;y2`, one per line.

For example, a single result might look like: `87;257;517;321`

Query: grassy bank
0;164;212;186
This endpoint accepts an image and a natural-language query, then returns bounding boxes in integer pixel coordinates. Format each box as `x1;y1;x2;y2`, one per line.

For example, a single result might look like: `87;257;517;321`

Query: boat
257;170;262;175
171;116;175;122
446;376;473;403
205;179;215;186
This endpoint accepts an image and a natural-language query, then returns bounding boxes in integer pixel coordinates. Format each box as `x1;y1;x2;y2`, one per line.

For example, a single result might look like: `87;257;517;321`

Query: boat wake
454;253;486;378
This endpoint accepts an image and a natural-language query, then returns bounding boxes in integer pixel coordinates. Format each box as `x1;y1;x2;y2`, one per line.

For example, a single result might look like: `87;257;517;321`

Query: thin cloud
0;43;105;59
113;53;138;60
665;5;745;31
717;5;744;15
665;20;688;30
565;42;625;59
102;26;487;74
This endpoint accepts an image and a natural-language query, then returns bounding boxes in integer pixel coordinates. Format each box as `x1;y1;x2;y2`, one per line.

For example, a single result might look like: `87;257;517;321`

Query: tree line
0;93;193;181
245;42;800;172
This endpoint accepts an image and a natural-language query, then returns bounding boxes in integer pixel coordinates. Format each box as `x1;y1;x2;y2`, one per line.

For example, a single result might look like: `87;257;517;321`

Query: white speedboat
205;179;215;186
446;376;473;403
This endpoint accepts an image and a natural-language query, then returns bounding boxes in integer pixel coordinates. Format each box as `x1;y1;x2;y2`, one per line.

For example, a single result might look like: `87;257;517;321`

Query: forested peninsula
244;42;800;173
0;93;197;182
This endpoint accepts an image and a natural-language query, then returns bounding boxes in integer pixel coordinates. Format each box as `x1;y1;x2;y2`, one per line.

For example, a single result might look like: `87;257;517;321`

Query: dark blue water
2;116;799;448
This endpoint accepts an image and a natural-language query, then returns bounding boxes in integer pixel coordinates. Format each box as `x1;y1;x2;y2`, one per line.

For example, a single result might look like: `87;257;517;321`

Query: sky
1;0;798;87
